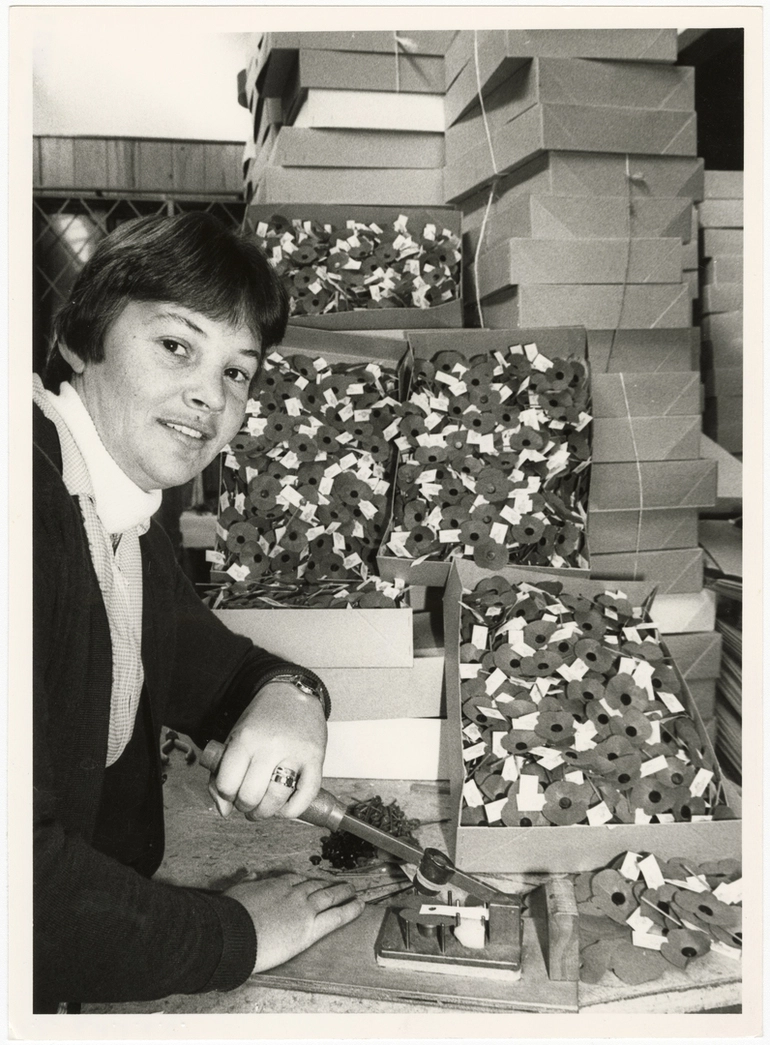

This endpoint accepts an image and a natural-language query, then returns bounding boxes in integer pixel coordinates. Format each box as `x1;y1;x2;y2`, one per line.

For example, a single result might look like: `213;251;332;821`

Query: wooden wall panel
172;141;207;193
72;138;108;190
105;138;137;191
39;137;76;188
34;136;243;195
136;140;175;191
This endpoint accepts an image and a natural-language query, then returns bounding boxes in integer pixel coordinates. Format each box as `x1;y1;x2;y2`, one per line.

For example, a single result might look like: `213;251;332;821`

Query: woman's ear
57;342;86;375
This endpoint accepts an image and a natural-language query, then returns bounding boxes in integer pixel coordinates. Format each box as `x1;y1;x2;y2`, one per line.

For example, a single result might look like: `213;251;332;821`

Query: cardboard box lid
445;53;693;141
320;657;445;720
589;547;704;594
215;607;413;667
585;327;698;373
473;237;683;297
590;460;718;510
291;88;446;132
586;507;699;555
592;416;702;463
591;371;700;417
445;102;697;202
253;165;446;207
271;126;445;169
666;632;724;680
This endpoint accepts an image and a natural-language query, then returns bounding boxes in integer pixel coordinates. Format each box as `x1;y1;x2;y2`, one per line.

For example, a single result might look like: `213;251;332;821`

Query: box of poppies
244;205;463;329
378;328;592;585
444;561;741;871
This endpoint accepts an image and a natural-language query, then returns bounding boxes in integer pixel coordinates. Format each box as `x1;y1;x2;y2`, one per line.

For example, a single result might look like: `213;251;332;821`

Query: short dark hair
44;211;289;390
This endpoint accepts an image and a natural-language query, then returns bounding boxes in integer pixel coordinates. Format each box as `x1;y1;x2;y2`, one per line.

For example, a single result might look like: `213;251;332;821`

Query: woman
33;212;362;1012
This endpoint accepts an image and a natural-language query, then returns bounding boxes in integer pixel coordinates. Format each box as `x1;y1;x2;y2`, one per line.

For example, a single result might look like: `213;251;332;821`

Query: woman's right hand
224;873;364;973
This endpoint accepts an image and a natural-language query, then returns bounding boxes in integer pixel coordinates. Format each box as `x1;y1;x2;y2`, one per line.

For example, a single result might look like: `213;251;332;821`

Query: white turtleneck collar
44;381;162;534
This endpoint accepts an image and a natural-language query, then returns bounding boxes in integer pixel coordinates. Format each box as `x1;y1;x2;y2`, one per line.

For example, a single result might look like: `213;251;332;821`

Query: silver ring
271;765;299;790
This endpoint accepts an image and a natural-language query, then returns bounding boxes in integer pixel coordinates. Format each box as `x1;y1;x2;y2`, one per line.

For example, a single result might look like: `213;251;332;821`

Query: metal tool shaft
200;739;510;903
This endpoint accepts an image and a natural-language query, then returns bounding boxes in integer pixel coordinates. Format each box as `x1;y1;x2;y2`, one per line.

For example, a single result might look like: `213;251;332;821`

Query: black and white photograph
7;5;762;1039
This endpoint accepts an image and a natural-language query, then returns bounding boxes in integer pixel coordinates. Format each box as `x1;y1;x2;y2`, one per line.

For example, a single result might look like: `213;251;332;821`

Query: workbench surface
82;750;741;1016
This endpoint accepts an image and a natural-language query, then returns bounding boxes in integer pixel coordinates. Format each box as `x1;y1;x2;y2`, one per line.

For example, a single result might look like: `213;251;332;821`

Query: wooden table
82;751;741;1016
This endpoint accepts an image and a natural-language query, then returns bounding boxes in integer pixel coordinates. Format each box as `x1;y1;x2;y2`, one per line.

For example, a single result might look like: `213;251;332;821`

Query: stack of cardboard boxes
698;170;744;455
240;31;456;205
226;28;737;782
441;31;698;332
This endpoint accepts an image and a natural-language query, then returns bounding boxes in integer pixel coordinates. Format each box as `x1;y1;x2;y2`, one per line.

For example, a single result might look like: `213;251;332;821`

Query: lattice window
33;194;247;375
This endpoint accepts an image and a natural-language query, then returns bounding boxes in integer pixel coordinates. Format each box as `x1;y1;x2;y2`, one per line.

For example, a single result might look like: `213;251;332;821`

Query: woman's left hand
207;681;328;821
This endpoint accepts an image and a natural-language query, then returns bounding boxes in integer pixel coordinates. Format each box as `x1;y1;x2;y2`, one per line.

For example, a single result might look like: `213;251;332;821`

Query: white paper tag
639;855;666;889
516;774;545;811
463;741;486;762
690;767;714;797
640;755;669;778
501;756;519;782
484;797;508;823
463;779;485;808
620;851;642;881
632;931;666;951
471;625;488;650
587;801;613;826
564;770;585;785
714;878;743;905
658;691;686;714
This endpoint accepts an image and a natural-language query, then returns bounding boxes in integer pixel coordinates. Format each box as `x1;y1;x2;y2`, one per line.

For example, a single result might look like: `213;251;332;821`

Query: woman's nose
183;369;226;413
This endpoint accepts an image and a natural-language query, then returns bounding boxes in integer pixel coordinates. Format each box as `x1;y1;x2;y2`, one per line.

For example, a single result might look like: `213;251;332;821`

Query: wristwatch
260;670;331;718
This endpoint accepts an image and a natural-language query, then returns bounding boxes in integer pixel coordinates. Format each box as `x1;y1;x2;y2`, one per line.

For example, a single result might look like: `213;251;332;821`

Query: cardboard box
259;30;455;58
321;657;445;720
378;326;590;586
471;239;683;299
701;311;743;344
406;325;588;362
447;29;678;105
653;588;717;633
215;607;413;667
701;228;743;257
444;562;739;871
271;126;445;168
688;679;717;718
591;371;700;417
445;103;697;202
685;270;700;300
245;204;462;331
701;339;743;371
445;56;694;144
666;632;723;681
263;45;445;100
464;196;693;257
469;239;682;300
704;366;743;398
705;395;743;426
703;256;743;284
292;89;445;132
590;459;717;510
681;237;699;270
592;416;702;462
698;199;743;229
589;547;704;593
585;327;699;372
704;170;743;199
461;154;704;224
323;718;450;779
702;284;743;315
478;284;691;330
252;166;445;206
708;422;742;454
587;508;699;554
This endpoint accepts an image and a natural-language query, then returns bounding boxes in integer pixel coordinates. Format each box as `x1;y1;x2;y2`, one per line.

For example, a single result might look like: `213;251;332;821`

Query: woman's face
64;300;261;491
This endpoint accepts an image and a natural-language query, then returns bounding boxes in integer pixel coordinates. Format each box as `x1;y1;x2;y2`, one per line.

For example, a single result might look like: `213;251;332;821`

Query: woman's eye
226;367;251;384
162;339;187;357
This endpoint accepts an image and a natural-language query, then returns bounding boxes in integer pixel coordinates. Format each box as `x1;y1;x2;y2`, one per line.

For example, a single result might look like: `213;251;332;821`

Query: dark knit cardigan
33;404;327;1010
